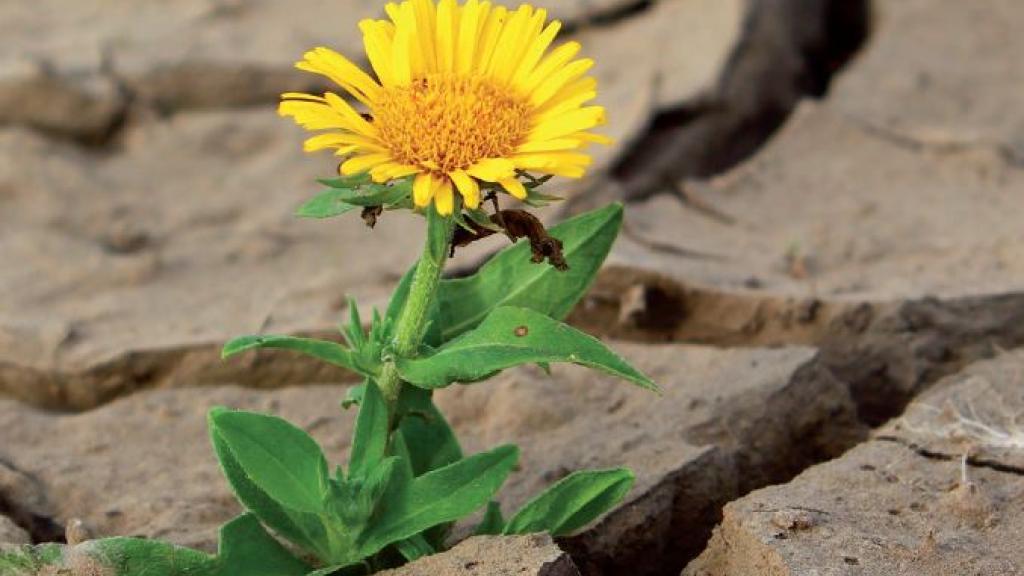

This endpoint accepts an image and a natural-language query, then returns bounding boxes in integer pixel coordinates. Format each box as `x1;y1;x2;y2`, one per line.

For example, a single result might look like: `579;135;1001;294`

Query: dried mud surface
2;0;1024;574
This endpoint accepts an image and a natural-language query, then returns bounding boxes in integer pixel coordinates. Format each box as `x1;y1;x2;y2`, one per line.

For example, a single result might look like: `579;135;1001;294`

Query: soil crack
875;435;1024;477
0;456;65;544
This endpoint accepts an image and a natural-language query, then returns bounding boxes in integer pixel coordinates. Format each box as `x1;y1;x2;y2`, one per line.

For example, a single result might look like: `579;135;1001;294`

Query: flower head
280;0;608;215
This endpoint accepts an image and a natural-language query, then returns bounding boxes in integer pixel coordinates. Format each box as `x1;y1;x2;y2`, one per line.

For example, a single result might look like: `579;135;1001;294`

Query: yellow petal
360;19;396;86
413;0;439;72
530;106;605;141
521;41;580;93
488;5;534;80
280;92;327;102
279;97;373;135
466;157;516;182
530;58;594;107
341;153;391;175
436;0;457;73
455;0;482;74
499;177;527;199
295;48;381;107
535;78;598;121
413;172;435;207
475;5;508;73
511;19;561;89
573;132;614;146
514;152;592;178
304;133;384;152
515;138;584;153
371;163;421;182
450;169;481;208
323;93;378;137
434;178;455;215
391;5;415;85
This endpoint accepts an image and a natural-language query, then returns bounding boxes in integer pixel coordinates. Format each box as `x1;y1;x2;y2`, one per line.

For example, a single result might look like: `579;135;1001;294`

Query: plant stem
377;209;454;404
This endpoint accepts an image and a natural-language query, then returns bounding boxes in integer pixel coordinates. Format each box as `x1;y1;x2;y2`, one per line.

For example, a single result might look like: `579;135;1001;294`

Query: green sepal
318;174;373;189
397;306;657;391
503;468;635;537
299;176;411;219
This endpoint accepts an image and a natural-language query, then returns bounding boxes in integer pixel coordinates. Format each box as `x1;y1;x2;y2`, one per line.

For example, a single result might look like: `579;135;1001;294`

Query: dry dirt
2;0;1024;574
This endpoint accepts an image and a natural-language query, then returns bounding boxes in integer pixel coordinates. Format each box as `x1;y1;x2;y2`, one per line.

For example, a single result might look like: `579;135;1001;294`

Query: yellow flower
280;0;609;216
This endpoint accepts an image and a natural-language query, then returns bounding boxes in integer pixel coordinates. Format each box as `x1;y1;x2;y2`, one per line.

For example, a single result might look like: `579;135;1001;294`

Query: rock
830;0;1024;157
684;352;1024;576
577;0;869;211
650;0;745;109
0;59;125;142
577;0;746;173
0;0;757;408
607;0;1024;305
0;515;29;545
0;112;425;409
608;101;1024;301
380;534;580;576
434;343;863;576
0;341;863;575
0;0;723;142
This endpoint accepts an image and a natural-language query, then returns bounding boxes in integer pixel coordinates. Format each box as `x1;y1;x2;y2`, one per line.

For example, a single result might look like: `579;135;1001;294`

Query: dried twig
452;208;568;270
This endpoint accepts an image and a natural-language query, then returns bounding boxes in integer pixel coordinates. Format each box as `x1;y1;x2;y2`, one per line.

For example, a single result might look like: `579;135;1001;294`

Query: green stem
377;209;454;404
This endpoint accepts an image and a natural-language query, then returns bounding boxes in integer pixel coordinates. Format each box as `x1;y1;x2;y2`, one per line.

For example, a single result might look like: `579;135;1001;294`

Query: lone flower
280;0;608;215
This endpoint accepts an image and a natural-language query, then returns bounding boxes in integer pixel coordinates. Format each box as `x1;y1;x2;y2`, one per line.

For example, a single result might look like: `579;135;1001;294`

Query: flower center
373;74;532;173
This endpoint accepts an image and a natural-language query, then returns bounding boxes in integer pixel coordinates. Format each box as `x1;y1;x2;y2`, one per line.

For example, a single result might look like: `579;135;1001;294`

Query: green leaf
437;203;623;342
209;408;330;514
394;535;434;562
473;501;505;536
343;297;367;349
504;468;635;537
356;445;519;557
397;306;657;391
222;335;362;374
341;382;366;410
304;562;369;576
0;543;64;573
3;538;216;576
395;386;462;476
348;381;388;479
210;417;326;556
217;514;309;576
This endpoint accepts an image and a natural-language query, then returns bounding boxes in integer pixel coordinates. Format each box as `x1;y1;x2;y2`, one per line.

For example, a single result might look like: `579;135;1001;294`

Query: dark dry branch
452;208;568;271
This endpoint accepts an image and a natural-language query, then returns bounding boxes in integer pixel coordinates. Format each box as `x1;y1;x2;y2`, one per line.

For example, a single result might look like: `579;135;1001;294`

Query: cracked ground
2;0;1024;574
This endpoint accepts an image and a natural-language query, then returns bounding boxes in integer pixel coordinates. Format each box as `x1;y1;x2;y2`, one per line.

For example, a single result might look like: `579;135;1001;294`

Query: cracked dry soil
3;0;1024;574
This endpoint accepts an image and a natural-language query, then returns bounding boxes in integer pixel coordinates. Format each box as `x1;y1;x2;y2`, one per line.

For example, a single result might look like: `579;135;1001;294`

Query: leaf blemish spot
514;325;529;337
